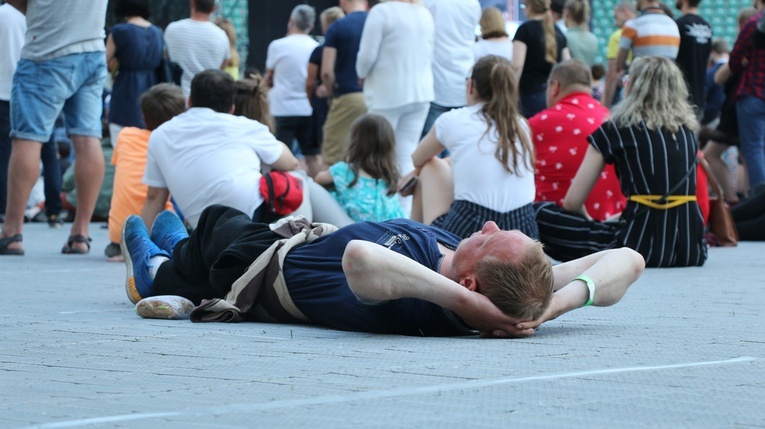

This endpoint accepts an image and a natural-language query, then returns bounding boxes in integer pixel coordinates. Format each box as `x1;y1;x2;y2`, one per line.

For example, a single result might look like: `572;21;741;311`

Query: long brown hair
344;114;400;196
471;55;534;174
234;73;275;133
526;0;557;64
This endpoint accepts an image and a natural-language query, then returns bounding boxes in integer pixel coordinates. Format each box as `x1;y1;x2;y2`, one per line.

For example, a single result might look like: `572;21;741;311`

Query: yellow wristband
574;274;595;307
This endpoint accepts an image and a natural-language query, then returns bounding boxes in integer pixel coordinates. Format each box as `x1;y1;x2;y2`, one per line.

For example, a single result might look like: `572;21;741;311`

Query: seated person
535;57;707;267
121;205;645;337
314;114;405;222
529;59;626;221
141;69;300;230
402;55;537;239
106;84;186;261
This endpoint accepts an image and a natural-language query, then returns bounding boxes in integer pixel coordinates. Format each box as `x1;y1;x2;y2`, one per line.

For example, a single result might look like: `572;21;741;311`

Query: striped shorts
431;200;539;239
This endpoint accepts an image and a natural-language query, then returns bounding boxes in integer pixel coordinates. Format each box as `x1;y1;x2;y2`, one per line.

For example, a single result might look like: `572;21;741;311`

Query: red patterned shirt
529;92;627;220
729;12;765;101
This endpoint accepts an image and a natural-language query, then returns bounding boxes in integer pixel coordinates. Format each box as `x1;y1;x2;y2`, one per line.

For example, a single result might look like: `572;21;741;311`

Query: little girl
315;114;405;222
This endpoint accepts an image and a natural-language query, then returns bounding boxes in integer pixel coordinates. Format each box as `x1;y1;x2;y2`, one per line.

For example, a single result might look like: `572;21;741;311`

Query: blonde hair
526;0;557;64
215;17;239;69
480;7;508;39
234;73;275;134
320;6;345;32
564;0;590;27
612;56;698;133
476;240;554;320
471;55;534;174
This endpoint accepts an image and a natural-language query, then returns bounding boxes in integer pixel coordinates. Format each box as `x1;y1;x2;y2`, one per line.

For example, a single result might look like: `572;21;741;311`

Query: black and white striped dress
535;120;707;267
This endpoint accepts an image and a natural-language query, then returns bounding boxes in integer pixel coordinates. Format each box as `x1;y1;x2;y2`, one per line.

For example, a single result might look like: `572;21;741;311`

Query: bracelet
574;274;595;307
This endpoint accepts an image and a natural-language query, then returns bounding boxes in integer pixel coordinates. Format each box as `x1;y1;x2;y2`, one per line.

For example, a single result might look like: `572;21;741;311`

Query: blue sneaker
121;215;169;304
150;210;189;255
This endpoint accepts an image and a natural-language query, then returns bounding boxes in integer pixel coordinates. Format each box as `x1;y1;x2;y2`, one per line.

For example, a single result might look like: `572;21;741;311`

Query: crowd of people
1;0;764;337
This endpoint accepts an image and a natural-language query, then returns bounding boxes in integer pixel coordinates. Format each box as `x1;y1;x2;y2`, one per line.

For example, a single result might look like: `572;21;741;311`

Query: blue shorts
11;52;107;143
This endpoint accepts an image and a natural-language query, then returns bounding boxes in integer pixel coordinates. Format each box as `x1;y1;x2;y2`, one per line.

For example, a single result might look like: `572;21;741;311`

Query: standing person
106;0;165;140
674;0;713;117
614;0;681;75
356;0;435;214
730;5;765;196
265;5;321;176
0;1;26;226
420;0;482;138
511;0;570;118
306;6;345;178
215;17;240;81
164;0;230;98
473;6;514;62
535;56;707;268
563;0;598;67
0;0;109;256
401;55;538;239
602;1;637;109
320;0;369;168
315;114;405;222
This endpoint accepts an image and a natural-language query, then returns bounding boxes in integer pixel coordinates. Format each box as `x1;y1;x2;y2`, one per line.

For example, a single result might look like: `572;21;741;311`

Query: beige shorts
322;92;367;165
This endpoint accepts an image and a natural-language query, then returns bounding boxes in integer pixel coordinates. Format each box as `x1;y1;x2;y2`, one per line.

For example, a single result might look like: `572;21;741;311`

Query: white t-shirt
0;4;26;100
143;108;285;228
165;19;230;97
21;0;107;61
265;34;318;117
424;0;481;107
473;38;513;62
356;1;435;110
435;103;534;212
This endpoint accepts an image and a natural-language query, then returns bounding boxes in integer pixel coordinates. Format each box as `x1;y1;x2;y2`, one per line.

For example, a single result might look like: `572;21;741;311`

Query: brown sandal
62;235;92;254
0;234;24;256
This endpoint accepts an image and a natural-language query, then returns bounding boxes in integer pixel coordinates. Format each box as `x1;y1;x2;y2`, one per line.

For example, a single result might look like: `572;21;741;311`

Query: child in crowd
314;114;405;222
105;84;185;261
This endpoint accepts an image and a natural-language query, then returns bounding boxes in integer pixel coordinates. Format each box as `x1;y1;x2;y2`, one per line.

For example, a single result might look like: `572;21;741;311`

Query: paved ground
1;222;763;428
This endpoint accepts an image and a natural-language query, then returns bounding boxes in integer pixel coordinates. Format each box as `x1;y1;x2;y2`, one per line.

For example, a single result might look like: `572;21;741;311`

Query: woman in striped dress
535;56;707;267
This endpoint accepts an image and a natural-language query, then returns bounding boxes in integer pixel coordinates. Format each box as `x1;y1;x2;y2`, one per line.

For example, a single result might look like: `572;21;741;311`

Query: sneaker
104;242;124;262
150;210;189;255
47;214;64;228
121;215;168;304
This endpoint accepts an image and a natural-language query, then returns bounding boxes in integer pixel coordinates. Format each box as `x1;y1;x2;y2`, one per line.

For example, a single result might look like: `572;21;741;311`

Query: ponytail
541;10;558;64
472;56;535;174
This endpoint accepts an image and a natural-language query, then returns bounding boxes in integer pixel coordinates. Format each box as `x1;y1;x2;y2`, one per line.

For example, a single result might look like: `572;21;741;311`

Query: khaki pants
322;92;367;165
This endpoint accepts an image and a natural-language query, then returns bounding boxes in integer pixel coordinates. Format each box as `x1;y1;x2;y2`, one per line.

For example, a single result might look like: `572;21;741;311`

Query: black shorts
275;115;321;156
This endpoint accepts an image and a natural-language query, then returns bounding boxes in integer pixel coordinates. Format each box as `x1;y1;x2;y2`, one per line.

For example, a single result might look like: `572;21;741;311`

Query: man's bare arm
342;240;535;337
141;186;171;231
514;248;645;332
7;0;27;13
321;47;337;98
603;58;620;109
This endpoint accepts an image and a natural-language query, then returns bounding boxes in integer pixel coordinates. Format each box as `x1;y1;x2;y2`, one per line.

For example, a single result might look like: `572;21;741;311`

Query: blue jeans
420;102;461;139
736;96;765;188
520;91;547;119
0;100;10;215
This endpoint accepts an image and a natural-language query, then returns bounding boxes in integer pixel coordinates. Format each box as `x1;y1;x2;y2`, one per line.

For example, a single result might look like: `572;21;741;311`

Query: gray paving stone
1;223;763;428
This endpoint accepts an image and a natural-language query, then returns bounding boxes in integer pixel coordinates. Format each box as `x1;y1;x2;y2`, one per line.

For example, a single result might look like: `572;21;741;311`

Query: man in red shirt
529;59;626;221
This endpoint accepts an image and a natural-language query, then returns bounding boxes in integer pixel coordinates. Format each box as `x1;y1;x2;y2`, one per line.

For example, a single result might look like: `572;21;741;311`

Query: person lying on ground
121;205;645;338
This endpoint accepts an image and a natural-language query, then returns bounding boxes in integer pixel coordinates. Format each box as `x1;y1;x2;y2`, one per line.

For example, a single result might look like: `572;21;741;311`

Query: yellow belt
629;195;697;210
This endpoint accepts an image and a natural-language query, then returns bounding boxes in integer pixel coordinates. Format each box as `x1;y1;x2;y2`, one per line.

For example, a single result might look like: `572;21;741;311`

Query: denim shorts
11;52;107;142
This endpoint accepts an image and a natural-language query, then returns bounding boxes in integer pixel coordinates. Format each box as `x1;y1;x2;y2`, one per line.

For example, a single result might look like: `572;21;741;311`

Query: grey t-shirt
21;0;107;61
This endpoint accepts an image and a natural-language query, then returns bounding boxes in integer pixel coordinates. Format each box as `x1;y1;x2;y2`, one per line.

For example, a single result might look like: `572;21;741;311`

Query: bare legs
410;157;454;225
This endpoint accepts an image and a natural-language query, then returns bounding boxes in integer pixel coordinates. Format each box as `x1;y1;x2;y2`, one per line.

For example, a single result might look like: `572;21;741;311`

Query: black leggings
732;193;765;241
153;205;281;304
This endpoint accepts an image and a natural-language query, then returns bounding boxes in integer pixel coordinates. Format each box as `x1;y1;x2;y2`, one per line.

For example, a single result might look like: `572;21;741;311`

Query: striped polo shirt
619;9;680;60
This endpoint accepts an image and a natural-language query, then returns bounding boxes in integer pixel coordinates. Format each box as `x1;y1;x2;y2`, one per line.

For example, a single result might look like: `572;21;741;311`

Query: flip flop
0;234;24;256
61;235;92;255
